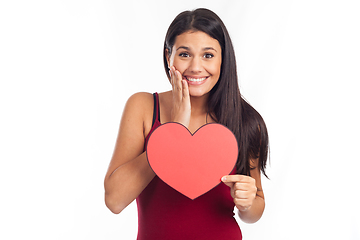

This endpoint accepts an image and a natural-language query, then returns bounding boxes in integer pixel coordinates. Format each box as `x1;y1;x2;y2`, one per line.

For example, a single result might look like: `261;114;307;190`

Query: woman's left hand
221;175;257;212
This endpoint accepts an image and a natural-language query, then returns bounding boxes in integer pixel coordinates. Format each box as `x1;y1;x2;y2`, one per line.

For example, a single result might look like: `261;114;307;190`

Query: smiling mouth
185;76;209;82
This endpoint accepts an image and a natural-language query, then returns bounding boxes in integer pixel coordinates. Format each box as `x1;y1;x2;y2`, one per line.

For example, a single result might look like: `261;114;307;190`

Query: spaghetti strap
151;93;160;127
145;93;161;150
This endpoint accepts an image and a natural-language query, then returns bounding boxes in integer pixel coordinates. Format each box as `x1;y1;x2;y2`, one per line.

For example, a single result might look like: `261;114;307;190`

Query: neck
189;94;209;116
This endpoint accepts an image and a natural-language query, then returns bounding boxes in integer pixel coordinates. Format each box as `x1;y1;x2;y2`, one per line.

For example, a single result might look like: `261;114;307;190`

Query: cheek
215;61;222;76
207;62;221;77
172;59;187;73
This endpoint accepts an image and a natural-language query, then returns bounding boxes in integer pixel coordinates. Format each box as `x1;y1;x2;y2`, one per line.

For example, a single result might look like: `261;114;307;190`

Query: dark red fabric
136;93;242;240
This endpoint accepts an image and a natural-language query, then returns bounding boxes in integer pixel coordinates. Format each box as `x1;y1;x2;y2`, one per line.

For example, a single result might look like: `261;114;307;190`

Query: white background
1;0;359;239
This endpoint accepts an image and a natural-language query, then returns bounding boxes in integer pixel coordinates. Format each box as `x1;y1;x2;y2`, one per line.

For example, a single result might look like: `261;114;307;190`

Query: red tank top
136;93;242;240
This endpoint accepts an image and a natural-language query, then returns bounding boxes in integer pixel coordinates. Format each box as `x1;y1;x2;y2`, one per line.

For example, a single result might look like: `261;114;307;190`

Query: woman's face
167;31;222;97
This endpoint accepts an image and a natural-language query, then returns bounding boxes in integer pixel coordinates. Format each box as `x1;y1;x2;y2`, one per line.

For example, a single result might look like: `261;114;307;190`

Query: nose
188;57;202;73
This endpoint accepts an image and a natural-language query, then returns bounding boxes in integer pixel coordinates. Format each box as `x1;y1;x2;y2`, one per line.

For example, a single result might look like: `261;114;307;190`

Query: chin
188;89;210;97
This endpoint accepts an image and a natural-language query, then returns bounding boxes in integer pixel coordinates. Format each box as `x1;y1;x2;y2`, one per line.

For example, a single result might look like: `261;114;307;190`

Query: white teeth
186;77;207;82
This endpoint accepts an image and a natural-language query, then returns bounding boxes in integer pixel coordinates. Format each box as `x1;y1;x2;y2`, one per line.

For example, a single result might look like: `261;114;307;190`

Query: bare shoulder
122;92;156;137
123;92;154;116
125;91;172;124
126;92;154;108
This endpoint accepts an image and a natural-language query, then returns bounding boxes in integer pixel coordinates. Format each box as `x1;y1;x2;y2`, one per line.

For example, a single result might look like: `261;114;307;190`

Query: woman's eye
204;53;214;58
179;52;189;57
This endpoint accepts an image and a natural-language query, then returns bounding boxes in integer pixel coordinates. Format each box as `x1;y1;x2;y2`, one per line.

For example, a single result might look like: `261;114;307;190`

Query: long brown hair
163;8;269;177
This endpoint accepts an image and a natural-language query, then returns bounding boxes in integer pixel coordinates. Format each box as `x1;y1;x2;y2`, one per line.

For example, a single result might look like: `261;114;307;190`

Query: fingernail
221;176;226;182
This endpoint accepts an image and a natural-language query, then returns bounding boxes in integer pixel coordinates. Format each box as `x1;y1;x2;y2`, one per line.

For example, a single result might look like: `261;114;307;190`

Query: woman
104;8;269;239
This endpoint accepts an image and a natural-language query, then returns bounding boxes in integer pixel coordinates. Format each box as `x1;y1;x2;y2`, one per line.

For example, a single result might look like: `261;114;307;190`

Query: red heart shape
146;122;238;200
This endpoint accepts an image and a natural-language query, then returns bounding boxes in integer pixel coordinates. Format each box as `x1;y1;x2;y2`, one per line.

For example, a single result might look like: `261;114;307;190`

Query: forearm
104;152;155;214
237;195;265;223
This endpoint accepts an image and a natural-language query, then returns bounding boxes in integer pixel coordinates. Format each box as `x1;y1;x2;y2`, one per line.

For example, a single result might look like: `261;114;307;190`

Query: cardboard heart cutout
146;122;238;200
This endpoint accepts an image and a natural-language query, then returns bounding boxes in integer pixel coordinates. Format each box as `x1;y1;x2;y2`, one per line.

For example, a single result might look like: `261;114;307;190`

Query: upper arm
105;92;153;179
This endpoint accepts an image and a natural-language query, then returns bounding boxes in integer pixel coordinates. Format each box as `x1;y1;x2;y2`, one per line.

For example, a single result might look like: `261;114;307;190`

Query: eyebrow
176;46;217;52
203;47;217;52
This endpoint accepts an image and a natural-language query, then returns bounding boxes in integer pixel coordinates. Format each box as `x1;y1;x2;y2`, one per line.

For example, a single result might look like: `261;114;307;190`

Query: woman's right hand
169;66;191;128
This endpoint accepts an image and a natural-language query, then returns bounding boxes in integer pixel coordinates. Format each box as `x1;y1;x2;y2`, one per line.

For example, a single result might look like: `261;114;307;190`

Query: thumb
221;176;234;188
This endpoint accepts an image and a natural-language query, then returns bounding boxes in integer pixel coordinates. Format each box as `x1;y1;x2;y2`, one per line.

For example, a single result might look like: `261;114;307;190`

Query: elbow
237;200;265;224
104;193;125;214
106;204;122;215
238;210;262;224
104;177;126;214
239;215;261;224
